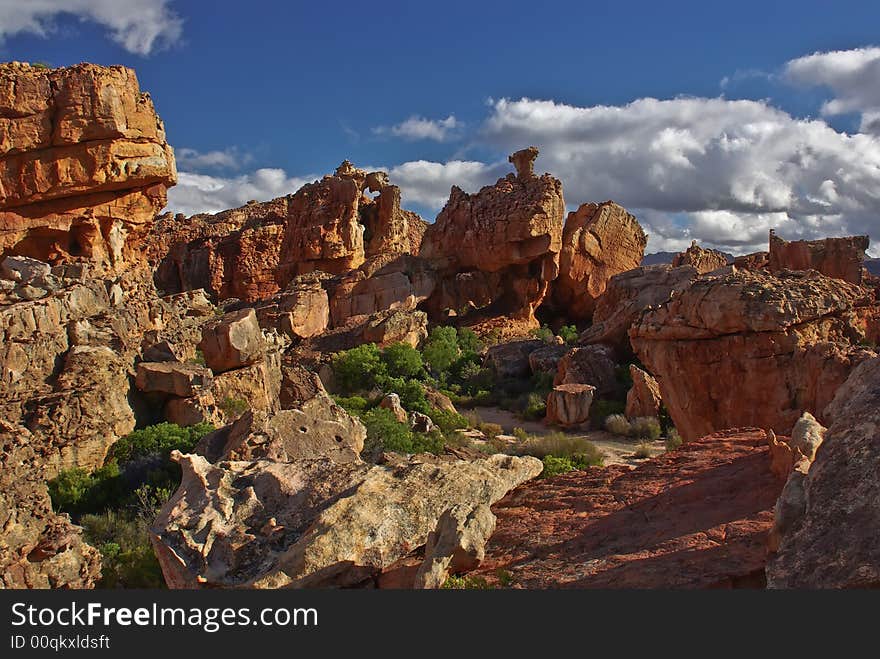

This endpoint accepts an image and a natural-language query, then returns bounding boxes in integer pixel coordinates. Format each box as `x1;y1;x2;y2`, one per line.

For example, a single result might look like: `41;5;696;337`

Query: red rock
630;268;876;441
625;365;662;419
671;240;729;274
475;429;783;588
768;230;869;285
420;148;564;324
545;383;595;427
552;201;646;320
199;308;266;373
0;62;176;270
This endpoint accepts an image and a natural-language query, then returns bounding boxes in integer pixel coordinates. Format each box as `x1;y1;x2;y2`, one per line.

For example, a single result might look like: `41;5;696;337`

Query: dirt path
470;406;665;467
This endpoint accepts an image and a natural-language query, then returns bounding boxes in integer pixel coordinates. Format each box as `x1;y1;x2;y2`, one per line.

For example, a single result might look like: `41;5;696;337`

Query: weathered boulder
767;357;880;587
671;241;729;274
198;393;366;464
0;62;176;271
768;230;869;285
414;504;496;589
410;411;435;434
551;201;646;320
625;365;662;419
485;339;543;379
580;264;699;355
199;308;265;373
380;393;408;423
360;308;428;348
135;361;212;397
631;269;876;442
212;354;281;421
546;383;595;427
554;344;620;397
273;274;330;340
420;148;564;323
151;452;542;588
528;343;568;375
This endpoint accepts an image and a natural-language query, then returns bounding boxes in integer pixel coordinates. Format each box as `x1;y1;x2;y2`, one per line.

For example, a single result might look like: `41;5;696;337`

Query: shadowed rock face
631;268;877;442
474;429;783;588
768;231;869;285
0;62;176;271
767;357;880;588
551;201;647;321
420;148;564;324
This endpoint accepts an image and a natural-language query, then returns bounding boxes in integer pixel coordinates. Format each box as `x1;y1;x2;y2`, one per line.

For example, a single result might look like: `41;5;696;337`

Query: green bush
516;432;603;466
332;343;386;392
530;324;554;342
110;422;213;463
633;442;654;459
333;395;369;416
604;413;631;436
361;407;445;455
523;392;547;420
541;455;578;477
381;342;424;380
47;462;123;517
665;428;683;452
629;416;662;440
80;510;164;588
442;574;493;589
456;327;483;358
422;326;460;373
219;396;249;419
512;427;530;441
376;376;430;414
559;325;579;343
428;409;468;435
591;399;626;423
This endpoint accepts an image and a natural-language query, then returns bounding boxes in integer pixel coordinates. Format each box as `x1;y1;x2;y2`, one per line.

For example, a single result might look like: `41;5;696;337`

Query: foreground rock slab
474;429;783;588
151;452;542;588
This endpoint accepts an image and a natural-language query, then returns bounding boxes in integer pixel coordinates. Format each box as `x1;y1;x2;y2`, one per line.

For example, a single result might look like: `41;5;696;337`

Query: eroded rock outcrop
420;148;564;324
671;241;729;274
151;450;542;589
150;162;424;303
631;268;876;441
0;62;176;271
546;383;594;427
551;201;646;320
768;230;869;285
579;264;699;355
625;365;662;419
767;358;880;587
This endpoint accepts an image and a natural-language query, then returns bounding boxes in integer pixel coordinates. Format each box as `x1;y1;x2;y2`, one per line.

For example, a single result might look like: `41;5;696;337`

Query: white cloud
165;169;315;217
386;159;507;209
482;95;880;255
175;147;252;171
0;0;183;55
375;115;461;142
786;47;880;133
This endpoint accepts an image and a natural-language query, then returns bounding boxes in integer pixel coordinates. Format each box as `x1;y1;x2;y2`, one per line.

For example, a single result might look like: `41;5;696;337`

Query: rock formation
625;365;662;419
671;240;729;274
630;268;876;441
546;383;594;427
0;62;176;271
579;264;699;355
151;448;542;588
150;161;425;303
768;230;869;285
551;201;646;320
554;344;621;398
420;147;564;324
767;357;880;587
474;429;783;588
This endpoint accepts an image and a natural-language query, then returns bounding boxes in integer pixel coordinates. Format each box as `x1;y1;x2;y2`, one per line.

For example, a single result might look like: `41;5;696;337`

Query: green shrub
110;422;213;463
479;422;504;439
456;327;483;357
48;462;123;517
665;428;683;452
633;442;654;459
442;574;493;589
428;409;468;435
360;407;445;455
517;432;603;466
381;342;424;380
530;324;554;342
190;349;206;366
541;455;578;477
629;416;662;440
376;376;430;414
332;343;386;392
80;511;164;588
604;413;631;436
333;395;369;416
523;392;547;420
559;325;579;343
422;326;460;373
512;427;530;441
219;397;249;419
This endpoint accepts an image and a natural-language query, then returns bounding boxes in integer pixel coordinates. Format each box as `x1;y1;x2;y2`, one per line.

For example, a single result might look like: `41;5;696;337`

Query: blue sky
3;0;880;255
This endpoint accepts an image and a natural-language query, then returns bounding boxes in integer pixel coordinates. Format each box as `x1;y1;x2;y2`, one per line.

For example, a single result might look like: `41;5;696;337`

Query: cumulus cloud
482;95;880;254
385;159;507;209
166;169;315;217
786;47;880;134
175;147;253;171
0;0;183;55
374;115;461;142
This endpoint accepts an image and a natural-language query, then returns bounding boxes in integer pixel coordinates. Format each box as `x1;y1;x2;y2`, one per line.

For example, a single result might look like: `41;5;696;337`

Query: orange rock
545;383;595;427
630;268;876;441
625;365;662;419
551;201;646;320
0;62;176;270
768;230;869;285
671;240;729;274
420;148;564;324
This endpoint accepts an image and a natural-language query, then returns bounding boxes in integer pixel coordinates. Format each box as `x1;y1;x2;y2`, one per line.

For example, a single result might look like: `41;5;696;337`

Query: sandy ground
470;406;666;467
